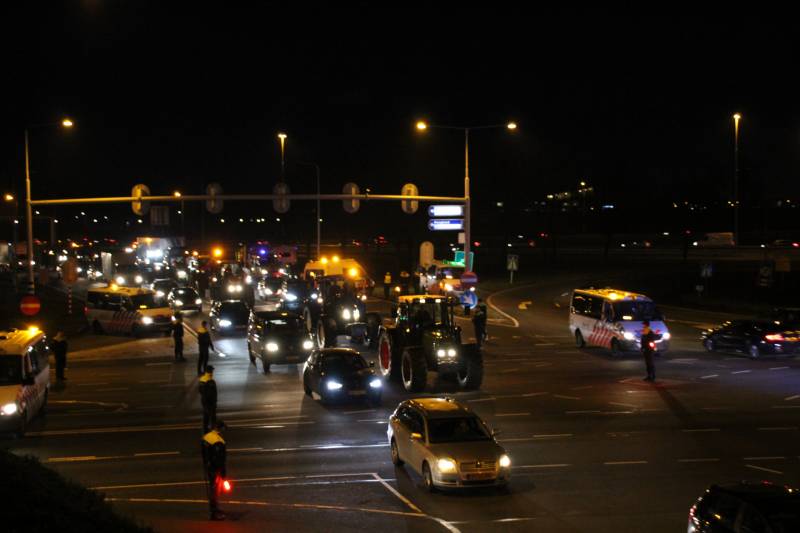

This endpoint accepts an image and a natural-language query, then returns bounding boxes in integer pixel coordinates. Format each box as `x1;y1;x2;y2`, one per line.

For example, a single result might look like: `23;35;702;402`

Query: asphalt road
5;275;800;532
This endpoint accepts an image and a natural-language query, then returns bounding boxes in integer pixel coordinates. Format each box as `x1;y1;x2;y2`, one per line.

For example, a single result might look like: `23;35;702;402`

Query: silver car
387;398;511;491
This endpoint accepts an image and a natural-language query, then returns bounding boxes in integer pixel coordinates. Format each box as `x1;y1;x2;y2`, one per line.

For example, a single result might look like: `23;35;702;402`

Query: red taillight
222;479;232;492
765;333;784;342
793;242;799;248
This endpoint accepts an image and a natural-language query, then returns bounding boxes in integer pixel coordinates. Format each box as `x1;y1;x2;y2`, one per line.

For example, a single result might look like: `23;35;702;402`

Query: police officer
172;313;185;362
52;331;68;382
383;272;392;299
472;298;488;347
201;419;227;521
199;364;218;433
197;320;215;375
641;320;660;382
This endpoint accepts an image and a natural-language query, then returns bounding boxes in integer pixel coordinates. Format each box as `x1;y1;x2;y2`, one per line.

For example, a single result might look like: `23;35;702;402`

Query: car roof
712;482;799;503
89;285;155;296
573;288;652;302
407;398;474;419
0;327;46;355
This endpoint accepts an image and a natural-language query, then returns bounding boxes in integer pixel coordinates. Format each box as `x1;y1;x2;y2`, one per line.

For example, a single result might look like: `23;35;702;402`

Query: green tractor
377;295;483;392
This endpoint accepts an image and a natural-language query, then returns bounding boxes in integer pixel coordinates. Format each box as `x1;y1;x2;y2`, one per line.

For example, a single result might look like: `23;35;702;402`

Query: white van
86;286;173;336
0;327;50;435
569;288;671;356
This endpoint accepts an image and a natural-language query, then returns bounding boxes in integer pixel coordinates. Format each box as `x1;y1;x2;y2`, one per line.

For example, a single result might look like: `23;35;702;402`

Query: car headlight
437;458;457;473
447;348;456;356
311;292;318;299
303;339;314;350
237;285;243;292
156;290;165;298
219;319;232;327
284;292;297;302
2;402;18;416
499;454;511;468
76;267;83;273
360;294;367;301
342;309;351;320
116;276;125;284
369;378;382;389
317;297;324;304
246;275;253;284
227;285;235;293
437;349;446;357
469;287;476;292
662;332;671;340
266;342;279;352
195;298;202;305
623;332;635;341
141;316;153;325
264;288;273;295
444;283;453;291
353;308;360;320
175;299;183;306
177;270;187;278
327;380;343;391
134;275;143;284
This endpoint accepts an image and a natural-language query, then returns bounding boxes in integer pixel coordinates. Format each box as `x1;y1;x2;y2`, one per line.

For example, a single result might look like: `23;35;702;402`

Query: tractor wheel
401;347;427;392
457;344;484;390
377;329;400;381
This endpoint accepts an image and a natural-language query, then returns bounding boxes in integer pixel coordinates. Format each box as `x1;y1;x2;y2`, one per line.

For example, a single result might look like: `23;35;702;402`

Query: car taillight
765;333;784;342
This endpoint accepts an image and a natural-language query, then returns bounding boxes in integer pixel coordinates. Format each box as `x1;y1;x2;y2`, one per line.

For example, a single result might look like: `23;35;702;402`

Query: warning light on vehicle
332;255;340;263
320;257;329;264
213;248;223;258
222;479;232;492
348;267;358;278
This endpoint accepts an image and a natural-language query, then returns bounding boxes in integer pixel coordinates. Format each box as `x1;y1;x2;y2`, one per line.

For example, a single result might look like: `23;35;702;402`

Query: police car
86;285;173;336
569;288;671;356
0;326;50;436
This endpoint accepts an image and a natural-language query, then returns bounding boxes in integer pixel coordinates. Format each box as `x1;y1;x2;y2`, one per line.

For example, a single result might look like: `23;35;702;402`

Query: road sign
461;271;478;284
507;254;519;272
273;182;290;213
428;219;463;231
460;290;478;309
428;205;464;217
700;262;713;278
131;184;151;216
457;232;465;244
401;183;419;214
150;206;170;226
20;295;40;316
206;182;223;214
419;241;434;268
62;258;78;285
757;264;774;288
453;251;474;271
342;182;360;214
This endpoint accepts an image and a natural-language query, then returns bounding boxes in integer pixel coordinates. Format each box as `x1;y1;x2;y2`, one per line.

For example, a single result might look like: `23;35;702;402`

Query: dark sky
2;5;799;237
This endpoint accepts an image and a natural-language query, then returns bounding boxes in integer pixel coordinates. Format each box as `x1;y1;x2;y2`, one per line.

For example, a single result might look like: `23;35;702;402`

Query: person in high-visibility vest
201;420;228;521
383;272;392;299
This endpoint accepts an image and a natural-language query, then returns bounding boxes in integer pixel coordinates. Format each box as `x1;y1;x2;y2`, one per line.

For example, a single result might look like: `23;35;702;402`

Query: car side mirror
410;432;422;441
22;376;35;386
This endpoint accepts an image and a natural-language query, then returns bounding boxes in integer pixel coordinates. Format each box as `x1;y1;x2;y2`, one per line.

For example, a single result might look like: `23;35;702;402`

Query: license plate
348;390;366;396
465;473;495;480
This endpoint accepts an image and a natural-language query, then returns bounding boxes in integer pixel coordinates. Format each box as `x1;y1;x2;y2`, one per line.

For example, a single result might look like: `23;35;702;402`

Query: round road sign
20;295;41;316
461;271;478;285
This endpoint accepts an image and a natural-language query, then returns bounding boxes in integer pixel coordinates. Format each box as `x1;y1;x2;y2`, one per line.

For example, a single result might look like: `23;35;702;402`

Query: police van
569;288;671;356
0;327;50;436
86;285;173;336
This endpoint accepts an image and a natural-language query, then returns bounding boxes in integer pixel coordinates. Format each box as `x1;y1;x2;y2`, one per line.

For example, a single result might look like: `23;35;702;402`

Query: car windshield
264;279;283;290
130;294;160;308
285;282;308;298
427;417;492;443
0;356;22;385
320;353;367;373
612;301;663;322
174;289;198;298
154;281;175;291
439;267;464;279
221;303;249;321
256;314;304;331
408;301;451;327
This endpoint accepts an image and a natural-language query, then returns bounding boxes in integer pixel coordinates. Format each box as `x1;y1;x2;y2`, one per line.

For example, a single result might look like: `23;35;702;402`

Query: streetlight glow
416;121;427;131
3;193;13;202
507;122;517;130
61;118;74;128
733;113;741;121
277;132;287;140
173;191;181;197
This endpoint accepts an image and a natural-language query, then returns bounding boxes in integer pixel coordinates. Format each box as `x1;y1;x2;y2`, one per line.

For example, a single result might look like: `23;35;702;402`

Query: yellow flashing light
608;292;619;300
28;325;40;334
332;255;340;263
212;248;223;258
321;257;329;264
348;267;358;278
110;283;119;290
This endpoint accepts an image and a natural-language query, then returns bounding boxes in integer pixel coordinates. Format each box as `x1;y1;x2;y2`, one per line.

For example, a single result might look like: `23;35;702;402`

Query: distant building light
601;204;615;210
496;202;504;207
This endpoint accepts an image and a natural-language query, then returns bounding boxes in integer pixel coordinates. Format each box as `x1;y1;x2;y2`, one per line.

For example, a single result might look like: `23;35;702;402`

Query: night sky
2;5;799;240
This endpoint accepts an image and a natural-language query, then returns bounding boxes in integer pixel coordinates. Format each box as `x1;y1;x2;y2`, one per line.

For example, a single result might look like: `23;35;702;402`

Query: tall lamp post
415;120;517;271
733;113;741;246
25;118;73;293
174;191;184;237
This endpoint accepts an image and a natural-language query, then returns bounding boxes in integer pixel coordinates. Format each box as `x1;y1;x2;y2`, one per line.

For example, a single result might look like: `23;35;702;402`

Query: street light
733;113;741;246
24;118;74;294
174;191;185;235
278;133;287;182
415;120;517;272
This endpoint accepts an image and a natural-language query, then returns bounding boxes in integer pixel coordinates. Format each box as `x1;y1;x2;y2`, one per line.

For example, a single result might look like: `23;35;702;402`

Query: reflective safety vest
384;273;392;284
199;372;213;384
203;429;225;446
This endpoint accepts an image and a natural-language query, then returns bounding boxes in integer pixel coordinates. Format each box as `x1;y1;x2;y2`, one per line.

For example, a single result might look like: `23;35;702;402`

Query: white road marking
769;366;790;371
133;451;180;457
78;382;110;386
743;456;784;461
758;427;797;431
495;413;530;417
466;397;496;403
604;460;647;465
682;428;720;433
371;473;422;513
746;464;783;475
485;289;520;328
553;394;580;400
731;370;751;374
566;410;600;414
517;463;571;469
700;374;718;379
785;395;800;401
342;409;376;415
609;402;638;408
499;368;520;373
678;458;719;463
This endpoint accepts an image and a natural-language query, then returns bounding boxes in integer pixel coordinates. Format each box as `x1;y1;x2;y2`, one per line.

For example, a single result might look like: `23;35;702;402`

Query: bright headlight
623;332;635;341
195;298;202;305
303;340;314;350
177;270;187;279
360;294;367;301
499;454;511;468
447;348;457;356
227;285;235;293
115;276;125;284
311;292;318;299
219;319;232;327
326;380;343;391
317;297;324;304
437;458;457;473
662;332;671;340
141;316;153;325
284;293;297;302
246;275;253;284
437;349;446;357
444;283;453;291
156;290;165;297
353;308;360;320
469;287;476;292
135;275;143;284
2;403;18;416
342;309;351;320
264;287;273;295
369;378;382;389
175;299;183;306
266;342;279;352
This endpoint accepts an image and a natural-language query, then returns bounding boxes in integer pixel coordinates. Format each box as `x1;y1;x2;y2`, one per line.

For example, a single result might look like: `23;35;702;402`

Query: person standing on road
472;299;488;347
51;331;68;382
199;364;218;433
641;320;659;382
197;320;215;375
201;419;227;521
172;314;186;362
383;272;392;299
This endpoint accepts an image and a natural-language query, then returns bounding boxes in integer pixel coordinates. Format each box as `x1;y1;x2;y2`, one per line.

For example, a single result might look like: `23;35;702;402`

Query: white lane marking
678;458;719;463
486;289;520;328
731;370;751;374
517;463;571;469
700;374;718;379
571;385;593;390
522;392;549;397
566;410;600;414
466;397;496;403
133;451;180;457
743;456;785;461
97;388;129;392
609;402;637;408
682;428;720;433
145;362;172;366
342;409;376;415
495;413;530;417
770;366;790;371
785;395;800;401
553;394;580;400
758;427;798;431
228;448;262;452
746;464;783;475
772;405;800;409
500;434;573;442
604;461;647;465
499;368;520;373
371;473;422;513
357;419;387;423
78;382;110;386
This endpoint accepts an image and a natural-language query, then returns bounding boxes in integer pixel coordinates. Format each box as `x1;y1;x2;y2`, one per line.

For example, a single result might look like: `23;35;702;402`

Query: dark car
701;320;800;359
247;310;314;373
209;300;250;335
688;482;799;532
280;280;310;313
167;287;202;312
152;278;178;303
302;348;382;405
258;277;286;301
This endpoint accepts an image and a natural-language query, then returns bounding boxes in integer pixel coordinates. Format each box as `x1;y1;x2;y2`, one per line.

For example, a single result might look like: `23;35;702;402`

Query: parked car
302;348;381;405
701;320;800;358
688;481;799;532
209;300;250;335
247;310;314;373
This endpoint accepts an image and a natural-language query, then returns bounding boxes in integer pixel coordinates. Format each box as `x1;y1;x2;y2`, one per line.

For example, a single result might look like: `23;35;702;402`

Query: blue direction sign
428;218;464;231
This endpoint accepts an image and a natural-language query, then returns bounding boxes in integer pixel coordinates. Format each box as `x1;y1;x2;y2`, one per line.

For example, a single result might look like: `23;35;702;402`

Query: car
86;286;173;336
247;310;315;373
151;278;178;303
167;287;203;312
688;481;799;532
302;348;381;405
378;295;483;392
280;280;310;313
304;277;380;348
387;398;510;492
701;320;800;359
0;327;50;437
209;300;250;335
258;277;286;301
113;265;145;287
